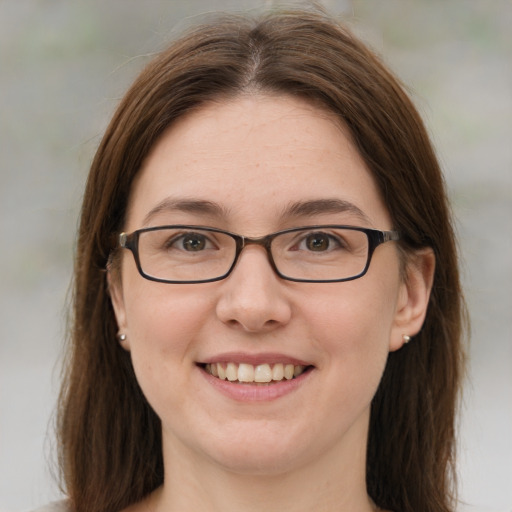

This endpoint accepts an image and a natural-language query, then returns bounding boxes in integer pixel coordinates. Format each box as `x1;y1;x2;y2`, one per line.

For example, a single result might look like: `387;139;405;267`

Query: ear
107;269;131;351
389;248;435;352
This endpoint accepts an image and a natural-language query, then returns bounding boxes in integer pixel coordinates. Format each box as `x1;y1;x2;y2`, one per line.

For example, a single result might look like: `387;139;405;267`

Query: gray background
0;1;510;510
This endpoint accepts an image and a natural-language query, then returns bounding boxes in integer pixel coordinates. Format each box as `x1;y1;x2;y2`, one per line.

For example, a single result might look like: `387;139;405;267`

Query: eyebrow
282;198;372;225
142;197;371;226
143;197;229;226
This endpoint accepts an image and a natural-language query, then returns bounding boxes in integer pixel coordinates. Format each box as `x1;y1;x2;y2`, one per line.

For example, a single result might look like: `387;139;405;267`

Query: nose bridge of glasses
235;234;277;268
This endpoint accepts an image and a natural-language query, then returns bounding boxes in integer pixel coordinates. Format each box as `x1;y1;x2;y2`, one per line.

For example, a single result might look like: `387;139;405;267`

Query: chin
197;426;318;476
212;448;305;476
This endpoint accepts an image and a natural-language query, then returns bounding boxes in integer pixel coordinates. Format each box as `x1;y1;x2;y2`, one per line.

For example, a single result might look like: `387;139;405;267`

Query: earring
118;333;127;342
402;334;411;344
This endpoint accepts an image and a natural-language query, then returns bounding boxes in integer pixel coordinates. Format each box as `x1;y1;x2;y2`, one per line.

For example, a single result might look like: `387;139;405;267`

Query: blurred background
0;0;510;510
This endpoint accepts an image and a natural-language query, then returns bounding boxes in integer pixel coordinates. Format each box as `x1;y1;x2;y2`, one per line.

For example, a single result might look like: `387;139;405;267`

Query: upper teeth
204;362;306;383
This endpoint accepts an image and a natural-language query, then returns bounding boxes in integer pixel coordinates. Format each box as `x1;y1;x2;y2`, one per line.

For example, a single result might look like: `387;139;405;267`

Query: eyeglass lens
135;227;370;282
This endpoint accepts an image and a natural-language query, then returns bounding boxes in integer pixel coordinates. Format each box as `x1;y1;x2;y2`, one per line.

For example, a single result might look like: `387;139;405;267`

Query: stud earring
118;333;127;342
402;334;411;344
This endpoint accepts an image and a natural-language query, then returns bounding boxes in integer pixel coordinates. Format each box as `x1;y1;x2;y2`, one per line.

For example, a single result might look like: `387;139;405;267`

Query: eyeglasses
119;225;400;284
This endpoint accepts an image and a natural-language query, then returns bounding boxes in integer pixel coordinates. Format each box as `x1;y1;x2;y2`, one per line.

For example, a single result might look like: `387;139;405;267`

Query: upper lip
198;352;313;367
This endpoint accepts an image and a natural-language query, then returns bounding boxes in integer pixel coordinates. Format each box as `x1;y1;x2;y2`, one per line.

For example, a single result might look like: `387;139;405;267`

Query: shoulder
28;501;70;512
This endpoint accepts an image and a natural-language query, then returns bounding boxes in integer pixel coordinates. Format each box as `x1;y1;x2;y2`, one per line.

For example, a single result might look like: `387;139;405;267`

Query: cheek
125;279;212;340
285;285;397;450
122;283;214;377
304;278;399;379
307;279;398;342
121;285;218;420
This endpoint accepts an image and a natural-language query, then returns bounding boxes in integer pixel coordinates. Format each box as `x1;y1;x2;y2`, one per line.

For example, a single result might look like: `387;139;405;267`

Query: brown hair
58;7;466;512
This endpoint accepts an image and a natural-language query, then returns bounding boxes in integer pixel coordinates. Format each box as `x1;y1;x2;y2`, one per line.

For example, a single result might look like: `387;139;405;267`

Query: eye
171;232;215;252
299;232;343;252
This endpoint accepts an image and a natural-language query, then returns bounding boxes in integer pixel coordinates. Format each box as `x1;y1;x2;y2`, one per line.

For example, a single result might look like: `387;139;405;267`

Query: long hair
58;8;466;512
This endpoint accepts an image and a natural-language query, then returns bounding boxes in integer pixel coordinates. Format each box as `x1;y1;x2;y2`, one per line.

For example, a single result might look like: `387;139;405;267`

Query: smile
203;362;309;384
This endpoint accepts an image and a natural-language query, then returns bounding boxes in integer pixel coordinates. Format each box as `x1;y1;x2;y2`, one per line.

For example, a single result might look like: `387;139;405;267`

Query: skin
110;94;434;512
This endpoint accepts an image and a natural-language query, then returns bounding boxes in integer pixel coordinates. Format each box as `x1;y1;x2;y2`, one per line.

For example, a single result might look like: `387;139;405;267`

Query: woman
56;7;466;512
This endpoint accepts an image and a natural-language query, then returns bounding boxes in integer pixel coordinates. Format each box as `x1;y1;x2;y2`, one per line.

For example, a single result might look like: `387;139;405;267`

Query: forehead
125;94;391;231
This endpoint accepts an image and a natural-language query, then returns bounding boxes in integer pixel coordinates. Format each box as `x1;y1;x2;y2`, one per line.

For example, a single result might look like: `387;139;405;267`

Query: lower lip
199;366;313;402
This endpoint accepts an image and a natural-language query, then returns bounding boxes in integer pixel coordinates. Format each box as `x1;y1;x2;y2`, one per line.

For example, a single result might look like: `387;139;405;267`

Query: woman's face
111;95;427;476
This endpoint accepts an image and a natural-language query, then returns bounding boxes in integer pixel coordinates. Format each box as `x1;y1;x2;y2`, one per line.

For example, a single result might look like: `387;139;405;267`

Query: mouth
201;362;312;384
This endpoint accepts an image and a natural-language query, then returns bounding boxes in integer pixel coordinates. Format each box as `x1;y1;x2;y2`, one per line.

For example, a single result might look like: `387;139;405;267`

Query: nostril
222;316;282;333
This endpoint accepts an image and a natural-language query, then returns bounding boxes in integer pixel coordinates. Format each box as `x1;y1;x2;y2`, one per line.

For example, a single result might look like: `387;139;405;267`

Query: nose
215;246;292;333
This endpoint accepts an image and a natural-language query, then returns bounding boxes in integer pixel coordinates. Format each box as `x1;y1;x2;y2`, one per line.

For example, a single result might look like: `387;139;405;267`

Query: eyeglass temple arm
383;230;400;242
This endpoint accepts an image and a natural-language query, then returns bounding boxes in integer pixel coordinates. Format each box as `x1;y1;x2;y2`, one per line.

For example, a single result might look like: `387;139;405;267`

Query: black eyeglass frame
118;225;400;284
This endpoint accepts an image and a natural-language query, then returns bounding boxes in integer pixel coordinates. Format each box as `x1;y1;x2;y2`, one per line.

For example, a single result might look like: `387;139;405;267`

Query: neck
150;415;376;512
